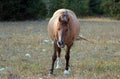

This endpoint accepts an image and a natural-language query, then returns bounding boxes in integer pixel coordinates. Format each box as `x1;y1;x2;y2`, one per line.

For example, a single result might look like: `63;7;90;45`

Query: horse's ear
59;16;62;22
67;17;70;22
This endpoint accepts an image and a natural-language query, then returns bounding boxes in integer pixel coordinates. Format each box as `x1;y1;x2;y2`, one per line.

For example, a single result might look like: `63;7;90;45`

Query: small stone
42;49;46;52
25;53;31;58
0;68;5;72
43;40;49;43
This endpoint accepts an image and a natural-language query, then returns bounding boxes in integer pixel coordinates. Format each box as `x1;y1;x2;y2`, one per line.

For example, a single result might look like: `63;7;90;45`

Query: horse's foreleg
57;47;61;58
50;41;57;75
56;47;61;69
64;44;73;74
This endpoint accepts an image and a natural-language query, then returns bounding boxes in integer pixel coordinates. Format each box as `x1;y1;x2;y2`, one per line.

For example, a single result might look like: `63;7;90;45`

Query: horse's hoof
48;73;55;77
56;65;61;69
56;58;61;69
48;73;53;76
64;70;70;75
64;67;71;75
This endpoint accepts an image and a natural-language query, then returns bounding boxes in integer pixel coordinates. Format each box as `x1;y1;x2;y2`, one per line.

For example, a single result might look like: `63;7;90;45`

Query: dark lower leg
65;53;70;70
50;40;57;74
57;47;61;58
50;53;57;74
65;43;73;70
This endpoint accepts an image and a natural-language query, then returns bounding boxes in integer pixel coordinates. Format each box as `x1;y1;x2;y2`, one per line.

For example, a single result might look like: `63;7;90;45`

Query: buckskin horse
48;9;80;75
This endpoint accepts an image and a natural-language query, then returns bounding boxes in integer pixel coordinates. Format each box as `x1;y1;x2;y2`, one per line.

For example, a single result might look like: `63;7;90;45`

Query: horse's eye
58;28;60;31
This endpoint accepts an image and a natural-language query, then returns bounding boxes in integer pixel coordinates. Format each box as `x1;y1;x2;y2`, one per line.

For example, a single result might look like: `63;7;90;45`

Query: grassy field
0;19;120;79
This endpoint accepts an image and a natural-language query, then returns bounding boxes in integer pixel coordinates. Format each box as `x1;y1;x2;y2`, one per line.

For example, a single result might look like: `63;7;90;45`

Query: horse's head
56;11;70;48
59;11;69;25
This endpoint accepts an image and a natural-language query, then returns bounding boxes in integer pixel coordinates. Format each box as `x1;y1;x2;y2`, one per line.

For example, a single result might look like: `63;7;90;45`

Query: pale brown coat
48;9;80;46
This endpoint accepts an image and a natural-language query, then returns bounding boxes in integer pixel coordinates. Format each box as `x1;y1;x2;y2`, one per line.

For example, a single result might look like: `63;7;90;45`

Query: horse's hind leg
50;40;57;75
64;43;73;74
56;47;61;69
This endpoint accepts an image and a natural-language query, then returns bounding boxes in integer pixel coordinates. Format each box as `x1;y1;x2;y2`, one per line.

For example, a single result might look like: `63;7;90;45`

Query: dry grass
79;17;120;22
0;19;120;79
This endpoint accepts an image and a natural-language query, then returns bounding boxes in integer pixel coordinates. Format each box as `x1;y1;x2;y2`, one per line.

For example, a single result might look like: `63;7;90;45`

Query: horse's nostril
58;42;60;45
58;41;63;45
57;40;64;48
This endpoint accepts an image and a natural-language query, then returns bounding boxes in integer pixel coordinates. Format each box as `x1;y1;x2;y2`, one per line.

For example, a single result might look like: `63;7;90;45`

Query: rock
43;40;49;43
25;53;31;58
42;49;46;52
0;68;5;72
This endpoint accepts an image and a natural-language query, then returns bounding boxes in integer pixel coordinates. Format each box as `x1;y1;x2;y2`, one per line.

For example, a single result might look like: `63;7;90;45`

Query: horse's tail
76;35;94;44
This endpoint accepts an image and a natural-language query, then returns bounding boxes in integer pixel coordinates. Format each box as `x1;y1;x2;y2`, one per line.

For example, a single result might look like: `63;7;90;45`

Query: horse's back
52;9;76;17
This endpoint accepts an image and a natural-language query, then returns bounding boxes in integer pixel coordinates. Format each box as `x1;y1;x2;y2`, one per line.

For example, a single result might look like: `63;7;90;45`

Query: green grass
0;19;120;79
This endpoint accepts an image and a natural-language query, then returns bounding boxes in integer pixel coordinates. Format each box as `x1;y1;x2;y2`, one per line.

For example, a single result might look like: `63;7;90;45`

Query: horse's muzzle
57;40;65;48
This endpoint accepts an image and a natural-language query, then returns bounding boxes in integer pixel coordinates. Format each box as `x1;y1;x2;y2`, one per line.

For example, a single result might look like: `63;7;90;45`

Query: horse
48;9;80;75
